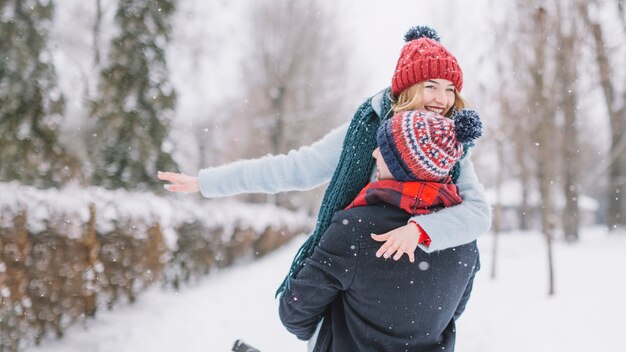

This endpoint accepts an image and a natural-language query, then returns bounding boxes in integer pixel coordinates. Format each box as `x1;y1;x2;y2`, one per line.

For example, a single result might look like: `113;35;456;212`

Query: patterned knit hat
391;26;463;96
376;109;482;182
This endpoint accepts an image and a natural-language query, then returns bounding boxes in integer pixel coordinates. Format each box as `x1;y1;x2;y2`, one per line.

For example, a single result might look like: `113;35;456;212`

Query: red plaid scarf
344;179;462;215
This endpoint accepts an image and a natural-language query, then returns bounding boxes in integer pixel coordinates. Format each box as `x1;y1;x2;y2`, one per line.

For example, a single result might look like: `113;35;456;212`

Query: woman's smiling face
422;78;455;116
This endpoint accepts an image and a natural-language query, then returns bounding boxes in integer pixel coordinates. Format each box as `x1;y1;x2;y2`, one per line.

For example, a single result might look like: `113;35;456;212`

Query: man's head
374;109;482;182
372;147;394;181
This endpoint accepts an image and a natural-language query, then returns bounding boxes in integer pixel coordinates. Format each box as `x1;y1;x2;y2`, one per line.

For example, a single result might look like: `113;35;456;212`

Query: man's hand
157;171;200;193
371;223;420;262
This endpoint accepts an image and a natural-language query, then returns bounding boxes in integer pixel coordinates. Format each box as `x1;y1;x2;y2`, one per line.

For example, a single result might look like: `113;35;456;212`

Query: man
279;109;483;351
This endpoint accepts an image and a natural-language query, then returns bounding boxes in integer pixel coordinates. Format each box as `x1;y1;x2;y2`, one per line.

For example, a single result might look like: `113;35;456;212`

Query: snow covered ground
29;227;626;352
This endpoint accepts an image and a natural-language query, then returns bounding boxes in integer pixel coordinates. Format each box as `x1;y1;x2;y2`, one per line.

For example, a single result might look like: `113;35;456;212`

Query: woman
158;25;490;297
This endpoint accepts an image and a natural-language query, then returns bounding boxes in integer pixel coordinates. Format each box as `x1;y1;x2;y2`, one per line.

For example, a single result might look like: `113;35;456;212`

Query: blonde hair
391;83;468;117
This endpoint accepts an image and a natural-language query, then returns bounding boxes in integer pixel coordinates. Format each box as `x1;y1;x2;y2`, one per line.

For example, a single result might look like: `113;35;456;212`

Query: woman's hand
157;171;200;193
371;223;420;262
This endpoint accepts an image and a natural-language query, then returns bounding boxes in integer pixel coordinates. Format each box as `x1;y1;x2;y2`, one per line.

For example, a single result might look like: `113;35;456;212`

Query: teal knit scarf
275;88;467;297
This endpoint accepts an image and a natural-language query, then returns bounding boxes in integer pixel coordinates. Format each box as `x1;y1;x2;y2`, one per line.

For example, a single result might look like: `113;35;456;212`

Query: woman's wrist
409;221;431;247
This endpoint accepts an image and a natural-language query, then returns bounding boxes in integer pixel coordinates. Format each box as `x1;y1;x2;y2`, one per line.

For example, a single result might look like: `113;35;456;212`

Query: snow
8;0;624;350
485;179;599;211
27;227;626;352
0;181;310;247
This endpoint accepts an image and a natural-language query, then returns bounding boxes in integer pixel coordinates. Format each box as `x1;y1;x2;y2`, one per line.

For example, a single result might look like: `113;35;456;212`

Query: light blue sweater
198;106;491;253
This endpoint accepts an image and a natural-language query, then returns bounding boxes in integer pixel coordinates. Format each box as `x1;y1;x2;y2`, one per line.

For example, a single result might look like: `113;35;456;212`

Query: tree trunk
556;1;580;242
533;6;556;296
516;143;532;231
616;0;626;35
491;137;505;279
93;0;102;67
268;86;286;207
238;1;349;209
579;2;626;230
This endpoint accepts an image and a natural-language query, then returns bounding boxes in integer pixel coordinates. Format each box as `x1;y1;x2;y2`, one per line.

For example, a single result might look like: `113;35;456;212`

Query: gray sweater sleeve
198;112;491;252
198;122;349;198
413;151;492;252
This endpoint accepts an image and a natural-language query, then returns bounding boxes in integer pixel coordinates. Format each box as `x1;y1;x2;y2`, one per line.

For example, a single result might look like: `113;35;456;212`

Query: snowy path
29;228;626;352
28;238;307;352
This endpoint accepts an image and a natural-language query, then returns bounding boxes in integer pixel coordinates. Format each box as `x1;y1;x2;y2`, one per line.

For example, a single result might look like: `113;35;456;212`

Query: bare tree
93;0;103;67
617;0;626;40
487;16;518;278
232;0;350;208
531;6;557;295
492;0;559;294
488;0;545;279
490;134;506;279
555;0;581;242
579;0;626;231
492;3;536;231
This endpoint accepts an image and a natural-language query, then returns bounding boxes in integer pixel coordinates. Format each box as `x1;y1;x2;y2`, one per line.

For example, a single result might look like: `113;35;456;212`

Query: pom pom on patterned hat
452;109;483;144
376;109;482;182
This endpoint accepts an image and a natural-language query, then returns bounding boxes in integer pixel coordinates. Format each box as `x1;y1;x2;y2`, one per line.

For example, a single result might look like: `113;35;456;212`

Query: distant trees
0;0;350;198
0;0;74;187
90;0;179;191
555;1;581;242
232;0;351;208
241;0;347;153
486;0;626;293
1;0;623;232
0;0;180;191
579;0;626;231
489;0;626;237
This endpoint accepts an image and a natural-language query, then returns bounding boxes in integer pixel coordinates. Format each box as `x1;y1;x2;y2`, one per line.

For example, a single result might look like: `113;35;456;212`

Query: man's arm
278;212;358;340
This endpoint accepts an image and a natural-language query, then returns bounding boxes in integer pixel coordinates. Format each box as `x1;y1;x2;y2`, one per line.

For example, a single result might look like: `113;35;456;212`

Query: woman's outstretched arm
158;122;348;197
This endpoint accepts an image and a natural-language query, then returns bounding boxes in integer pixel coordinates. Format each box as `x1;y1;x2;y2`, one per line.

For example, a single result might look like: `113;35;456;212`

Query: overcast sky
339;0;493;96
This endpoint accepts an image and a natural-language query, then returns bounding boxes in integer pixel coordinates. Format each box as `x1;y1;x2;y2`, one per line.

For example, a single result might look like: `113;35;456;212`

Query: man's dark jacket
279;203;479;352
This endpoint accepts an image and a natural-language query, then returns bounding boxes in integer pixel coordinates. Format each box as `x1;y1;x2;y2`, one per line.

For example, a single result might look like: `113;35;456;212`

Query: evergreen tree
0;0;71;187
90;0;178;190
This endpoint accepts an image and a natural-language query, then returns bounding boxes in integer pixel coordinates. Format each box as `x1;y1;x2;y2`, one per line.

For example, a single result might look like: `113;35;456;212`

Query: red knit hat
376;109;482;182
391;26;463;97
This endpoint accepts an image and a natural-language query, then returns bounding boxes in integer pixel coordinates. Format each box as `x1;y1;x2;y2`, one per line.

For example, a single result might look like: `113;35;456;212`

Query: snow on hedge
0;181;312;249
